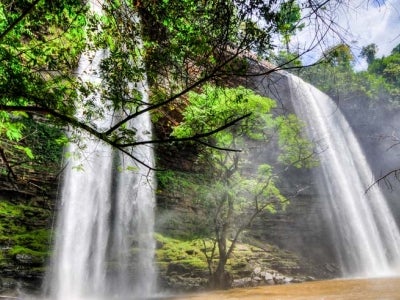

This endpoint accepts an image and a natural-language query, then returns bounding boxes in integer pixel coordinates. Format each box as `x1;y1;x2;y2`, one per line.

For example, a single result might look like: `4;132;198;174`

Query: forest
0;0;399;298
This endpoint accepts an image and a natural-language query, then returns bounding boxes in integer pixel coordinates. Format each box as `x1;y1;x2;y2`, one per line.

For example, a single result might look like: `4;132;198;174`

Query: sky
291;0;400;70
342;0;400;69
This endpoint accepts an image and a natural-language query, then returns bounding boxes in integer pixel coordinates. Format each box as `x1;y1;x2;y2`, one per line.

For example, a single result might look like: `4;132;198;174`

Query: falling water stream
286;74;400;277
32;2;399;296
45;2;156;299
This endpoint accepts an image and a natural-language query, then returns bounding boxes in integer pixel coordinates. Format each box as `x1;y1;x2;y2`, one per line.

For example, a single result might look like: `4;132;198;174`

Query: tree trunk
210;225;232;289
210;252;231;289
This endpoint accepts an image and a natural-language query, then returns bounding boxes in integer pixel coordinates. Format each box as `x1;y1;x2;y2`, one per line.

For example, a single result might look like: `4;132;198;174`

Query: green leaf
14;145;34;159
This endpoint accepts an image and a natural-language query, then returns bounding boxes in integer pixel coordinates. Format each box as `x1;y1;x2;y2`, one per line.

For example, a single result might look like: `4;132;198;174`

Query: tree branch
366;169;400;193
115;113;252;147
0;0;41;41
104;47;249;136
0;147;18;181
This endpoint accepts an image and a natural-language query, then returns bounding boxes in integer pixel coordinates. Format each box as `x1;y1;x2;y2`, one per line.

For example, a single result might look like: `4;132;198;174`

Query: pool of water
170;277;400;300
6;277;400;300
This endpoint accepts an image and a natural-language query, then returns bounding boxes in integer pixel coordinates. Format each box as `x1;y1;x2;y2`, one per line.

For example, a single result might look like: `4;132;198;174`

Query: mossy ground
0;200;52;267
155;233;303;280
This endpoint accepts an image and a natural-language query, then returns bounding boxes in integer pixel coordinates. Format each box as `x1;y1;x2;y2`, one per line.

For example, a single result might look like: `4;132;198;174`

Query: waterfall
45;4;156;299
286;74;400;277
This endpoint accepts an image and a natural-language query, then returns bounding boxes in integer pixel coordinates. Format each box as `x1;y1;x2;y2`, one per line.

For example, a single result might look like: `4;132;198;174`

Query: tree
323;43;354;68
360;43;378;65
300;42;400;190
368;47;400;86
0;0;352;184
276;0;303;52
0;0;87;184
171;85;315;288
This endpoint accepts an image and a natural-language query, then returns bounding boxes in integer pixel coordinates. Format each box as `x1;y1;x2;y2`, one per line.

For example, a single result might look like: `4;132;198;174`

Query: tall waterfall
45;15;156;300
287;74;400;277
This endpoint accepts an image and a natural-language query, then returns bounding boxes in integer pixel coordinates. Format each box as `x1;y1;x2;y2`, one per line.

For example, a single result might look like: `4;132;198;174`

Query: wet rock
0;277;17;293
263;272;274;284
185;249;195;255
232;277;253;288
324;263;338;273
253;267;261;276
14;254;43;266
167;263;190;275
163;275;208;292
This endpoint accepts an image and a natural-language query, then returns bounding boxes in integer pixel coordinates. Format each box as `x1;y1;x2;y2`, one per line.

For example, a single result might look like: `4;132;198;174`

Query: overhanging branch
0;0;41;41
104;47;249;136
115;113;252;147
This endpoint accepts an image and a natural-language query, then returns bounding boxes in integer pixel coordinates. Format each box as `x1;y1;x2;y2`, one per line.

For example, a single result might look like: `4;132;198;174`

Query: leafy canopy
172;84;315;168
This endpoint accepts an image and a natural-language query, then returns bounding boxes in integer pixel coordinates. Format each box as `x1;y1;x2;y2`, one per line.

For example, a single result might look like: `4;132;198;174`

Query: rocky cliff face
0;176;56;295
1;60;398;294
0;120;61;295
153;71;342;291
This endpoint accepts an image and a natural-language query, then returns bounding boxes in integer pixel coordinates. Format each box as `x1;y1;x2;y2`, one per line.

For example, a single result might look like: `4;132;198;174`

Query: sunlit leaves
275;115;317;168
170;84;314;251
369;46;400;86
301;43;400;105
276;0;304;49
14;145;34;159
172;85;276;147
0;0;88;112
0;113;24;142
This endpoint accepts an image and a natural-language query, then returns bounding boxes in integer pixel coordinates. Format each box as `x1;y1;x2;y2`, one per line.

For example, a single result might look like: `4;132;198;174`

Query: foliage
170;85;314;287
300;43;400;106
276;0;303;51
0;0;89;181
0;0;352;181
360;43;378;65
172;85;314;167
172;85;276;144
322;43;354;69
368;44;400;86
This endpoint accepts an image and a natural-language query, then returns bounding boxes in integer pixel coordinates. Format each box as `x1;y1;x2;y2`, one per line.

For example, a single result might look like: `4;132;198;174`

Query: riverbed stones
231;267;302;288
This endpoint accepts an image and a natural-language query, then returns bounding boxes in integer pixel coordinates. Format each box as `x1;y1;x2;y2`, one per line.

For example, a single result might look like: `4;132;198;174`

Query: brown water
170;277;400;300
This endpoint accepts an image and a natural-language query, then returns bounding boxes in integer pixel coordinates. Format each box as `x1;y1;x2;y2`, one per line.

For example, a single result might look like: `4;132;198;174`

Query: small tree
276;0;304;52
172;85;315;288
360;43;378;65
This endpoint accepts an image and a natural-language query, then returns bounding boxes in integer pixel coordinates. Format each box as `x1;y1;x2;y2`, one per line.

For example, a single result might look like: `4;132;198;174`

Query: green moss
12;229;51;253
0;201;23;218
155;233;302;278
9;245;44;257
155;233;209;271
0;200;52;265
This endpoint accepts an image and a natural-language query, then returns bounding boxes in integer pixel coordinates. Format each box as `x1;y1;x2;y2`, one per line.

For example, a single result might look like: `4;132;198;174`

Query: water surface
171;277;400;300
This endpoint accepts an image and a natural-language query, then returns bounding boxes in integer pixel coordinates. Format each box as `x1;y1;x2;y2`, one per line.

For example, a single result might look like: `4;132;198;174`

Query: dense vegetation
159;85;315;287
298;43;400;183
1;0;396;293
0;0;346;176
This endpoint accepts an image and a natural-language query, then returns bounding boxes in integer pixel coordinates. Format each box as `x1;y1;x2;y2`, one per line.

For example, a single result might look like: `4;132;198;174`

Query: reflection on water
5;277;400;299
171;277;400;300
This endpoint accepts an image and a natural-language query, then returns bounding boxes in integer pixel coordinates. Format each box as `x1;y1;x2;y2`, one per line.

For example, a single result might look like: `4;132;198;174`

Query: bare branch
366;169;400;193
0;147;18;181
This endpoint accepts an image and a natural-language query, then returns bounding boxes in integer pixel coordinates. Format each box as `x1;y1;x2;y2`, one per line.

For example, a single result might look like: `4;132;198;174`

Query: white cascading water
46;2;156;299
287;74;400;277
